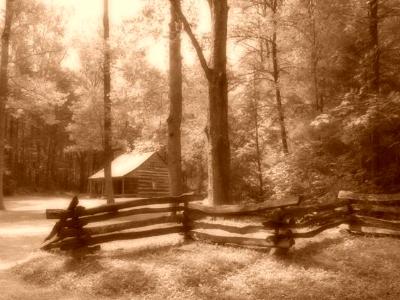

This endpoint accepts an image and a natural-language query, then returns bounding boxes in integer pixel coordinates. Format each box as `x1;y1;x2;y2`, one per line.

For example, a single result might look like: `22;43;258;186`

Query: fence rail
42;190;400;253
42;193;197;251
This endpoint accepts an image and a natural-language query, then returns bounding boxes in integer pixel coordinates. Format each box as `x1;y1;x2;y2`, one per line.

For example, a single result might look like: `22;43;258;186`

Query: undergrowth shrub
13;255;65;285
92;266;156;298
177;250;253;289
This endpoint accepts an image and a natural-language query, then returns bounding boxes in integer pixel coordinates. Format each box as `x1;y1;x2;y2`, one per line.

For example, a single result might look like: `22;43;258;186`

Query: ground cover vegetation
3;232;400;300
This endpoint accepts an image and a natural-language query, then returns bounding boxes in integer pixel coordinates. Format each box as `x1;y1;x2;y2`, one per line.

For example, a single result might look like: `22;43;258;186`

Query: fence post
42;196;79;250
60;197;100;254
346;199;361;233
270;208;295;255
181;195;192;242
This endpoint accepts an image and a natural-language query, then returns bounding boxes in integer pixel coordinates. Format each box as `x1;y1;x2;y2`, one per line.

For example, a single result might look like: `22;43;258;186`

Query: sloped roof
89;151;156;179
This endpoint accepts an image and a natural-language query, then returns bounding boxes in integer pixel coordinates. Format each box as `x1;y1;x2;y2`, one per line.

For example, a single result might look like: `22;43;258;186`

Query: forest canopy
0;0;399;206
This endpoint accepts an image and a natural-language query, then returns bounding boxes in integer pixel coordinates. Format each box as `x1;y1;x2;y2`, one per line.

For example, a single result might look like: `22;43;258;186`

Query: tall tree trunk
103;0;114;204
168;0;183;199
0;0;14;210
369;0;380;93
271;0;289;155
368;0;380;177
308;0;322;112
170;0;231;205
206;0;231;204
252;77;264;196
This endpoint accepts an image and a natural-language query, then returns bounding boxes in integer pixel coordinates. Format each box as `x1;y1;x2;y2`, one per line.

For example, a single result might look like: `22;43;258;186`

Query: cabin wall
126;153;170;197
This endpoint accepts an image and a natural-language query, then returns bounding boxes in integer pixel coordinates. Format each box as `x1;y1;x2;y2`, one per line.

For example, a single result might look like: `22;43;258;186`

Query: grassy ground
1;195;400;300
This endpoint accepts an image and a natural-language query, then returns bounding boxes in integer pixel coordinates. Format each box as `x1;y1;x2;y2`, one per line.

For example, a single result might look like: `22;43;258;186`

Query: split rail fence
42;190;400;252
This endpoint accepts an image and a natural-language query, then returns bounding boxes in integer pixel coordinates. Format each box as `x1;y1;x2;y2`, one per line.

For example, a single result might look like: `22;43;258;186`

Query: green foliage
2;0;400;198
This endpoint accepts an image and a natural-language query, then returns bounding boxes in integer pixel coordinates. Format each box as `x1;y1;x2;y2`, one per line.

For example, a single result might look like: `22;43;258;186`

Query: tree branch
169;0;211;80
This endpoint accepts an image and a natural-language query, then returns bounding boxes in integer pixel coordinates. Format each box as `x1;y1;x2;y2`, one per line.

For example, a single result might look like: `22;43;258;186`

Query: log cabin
88;151;170;198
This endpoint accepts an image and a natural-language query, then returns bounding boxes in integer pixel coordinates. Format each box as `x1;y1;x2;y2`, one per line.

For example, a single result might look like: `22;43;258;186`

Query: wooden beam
263;211;349;229
187;195;299;216
354;209;400;220
347;229;400;239
190;221;268;235
279;201;348;216
190;231;279;248
46;193;197;219
60;215;181;237
291;220;347;238
339;190;400;205
63;206;183;226
354;216;400;231
47;226;183;250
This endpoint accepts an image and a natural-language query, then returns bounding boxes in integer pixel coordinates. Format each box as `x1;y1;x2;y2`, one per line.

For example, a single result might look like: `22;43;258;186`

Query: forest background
1;0;399;205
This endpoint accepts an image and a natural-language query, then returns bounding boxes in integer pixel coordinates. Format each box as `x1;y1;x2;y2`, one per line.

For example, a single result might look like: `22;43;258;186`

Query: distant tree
234;0;290;155
267;0;289;154
368;0;380;94
167;0;183;197
7;0;70;192
307;0;323;112
103;0;114;204
170;0;231;205
0;0;15;210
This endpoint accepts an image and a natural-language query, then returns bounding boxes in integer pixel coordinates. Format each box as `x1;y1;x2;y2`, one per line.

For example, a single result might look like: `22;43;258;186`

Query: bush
93;266;156;297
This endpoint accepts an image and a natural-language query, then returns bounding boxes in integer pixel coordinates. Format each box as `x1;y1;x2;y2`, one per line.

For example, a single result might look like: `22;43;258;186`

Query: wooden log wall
128;153;171;197
42;191;400;254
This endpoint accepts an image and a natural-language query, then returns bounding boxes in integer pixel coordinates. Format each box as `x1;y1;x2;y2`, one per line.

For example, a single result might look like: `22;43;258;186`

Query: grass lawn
1;195;400;300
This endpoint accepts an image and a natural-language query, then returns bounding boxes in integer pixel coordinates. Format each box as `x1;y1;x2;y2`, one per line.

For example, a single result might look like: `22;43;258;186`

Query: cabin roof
89;151;157;179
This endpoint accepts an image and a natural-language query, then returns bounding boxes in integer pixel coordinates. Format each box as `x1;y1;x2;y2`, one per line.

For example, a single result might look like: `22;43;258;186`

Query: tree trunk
369;0;380;93
253;79;264;196
103;0;114;204
308;0;322;112
271;0;289;155
368;0;380;178
0;0;14;210
170;0;231;205
168;0;183;198
206;0;231;205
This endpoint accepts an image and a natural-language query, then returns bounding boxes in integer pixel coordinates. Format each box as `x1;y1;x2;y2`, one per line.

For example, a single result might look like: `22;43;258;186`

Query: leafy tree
171;0;231;205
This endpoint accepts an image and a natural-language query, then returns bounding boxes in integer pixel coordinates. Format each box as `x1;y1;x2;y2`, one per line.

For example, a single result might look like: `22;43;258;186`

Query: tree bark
369;0;380;93
252;77;264;196
168;0;183;198
170;0;231;205
103;0;114;204
206;0;231;204
308;0;322;112
368;0;380;177
271;0;289;155
0;0;14;210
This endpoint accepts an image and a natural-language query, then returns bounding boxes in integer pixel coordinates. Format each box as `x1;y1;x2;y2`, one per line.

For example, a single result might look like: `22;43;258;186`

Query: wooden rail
42;193;196;251
42;190;400;254
338;190;400;236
